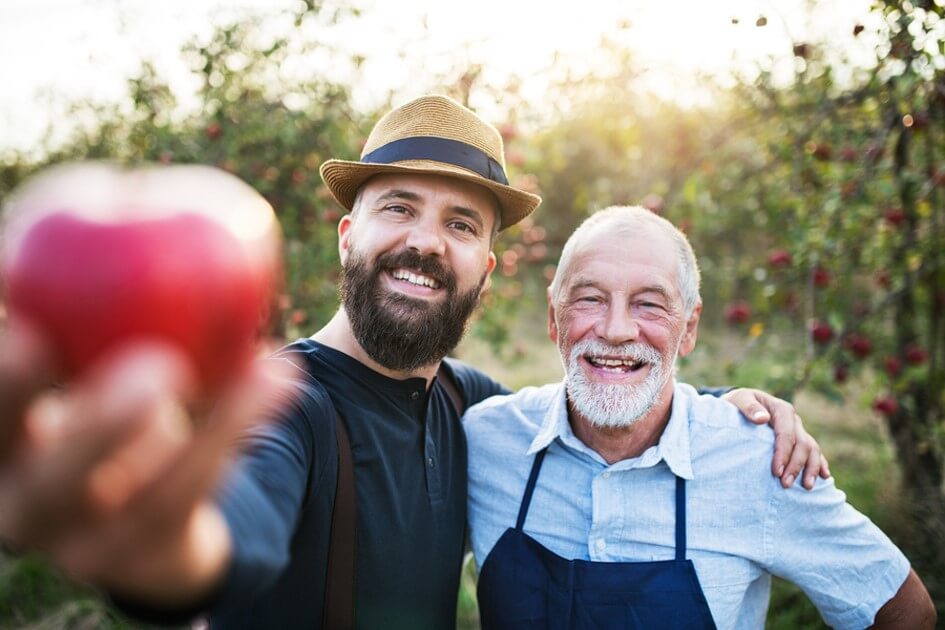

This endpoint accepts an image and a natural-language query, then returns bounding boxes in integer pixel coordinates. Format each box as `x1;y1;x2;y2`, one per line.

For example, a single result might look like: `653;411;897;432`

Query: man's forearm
869;568;936;629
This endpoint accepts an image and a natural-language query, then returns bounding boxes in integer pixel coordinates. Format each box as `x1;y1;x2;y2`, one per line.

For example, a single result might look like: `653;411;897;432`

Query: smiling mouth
390;268;442;290
585;356;647;373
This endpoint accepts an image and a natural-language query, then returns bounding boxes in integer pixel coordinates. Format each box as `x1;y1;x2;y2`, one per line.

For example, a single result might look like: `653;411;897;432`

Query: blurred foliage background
1;0;943;627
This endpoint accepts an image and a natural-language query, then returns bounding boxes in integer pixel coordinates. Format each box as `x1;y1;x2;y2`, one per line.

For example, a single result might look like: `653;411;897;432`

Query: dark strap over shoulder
436;362;465;417
322;410;356;629
322;360;464;629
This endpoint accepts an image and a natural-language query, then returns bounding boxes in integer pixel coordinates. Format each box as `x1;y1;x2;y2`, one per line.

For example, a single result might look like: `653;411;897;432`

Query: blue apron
477;447;717;629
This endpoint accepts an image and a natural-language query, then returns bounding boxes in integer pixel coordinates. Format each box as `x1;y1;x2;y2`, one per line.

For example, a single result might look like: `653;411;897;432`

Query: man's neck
310;308;441;387
568;388;675;465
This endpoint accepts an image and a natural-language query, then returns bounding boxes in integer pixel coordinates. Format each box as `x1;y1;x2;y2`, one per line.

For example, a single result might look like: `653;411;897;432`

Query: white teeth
392;269;440;289
589;357;644;369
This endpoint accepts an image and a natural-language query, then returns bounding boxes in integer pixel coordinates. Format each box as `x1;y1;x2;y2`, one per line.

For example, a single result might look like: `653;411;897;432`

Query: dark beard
341;248;486;372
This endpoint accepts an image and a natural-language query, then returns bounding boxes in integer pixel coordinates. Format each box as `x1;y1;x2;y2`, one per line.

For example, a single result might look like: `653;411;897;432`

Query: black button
411;391;420;400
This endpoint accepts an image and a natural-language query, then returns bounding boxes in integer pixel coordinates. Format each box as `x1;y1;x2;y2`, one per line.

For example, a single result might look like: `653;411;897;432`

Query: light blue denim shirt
465;381;910;629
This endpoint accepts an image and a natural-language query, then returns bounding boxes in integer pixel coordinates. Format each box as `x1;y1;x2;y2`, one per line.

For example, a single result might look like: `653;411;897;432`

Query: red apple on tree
768;248;793;268
0;162;281;396
844;333;873;360
832;363;849;384
904;345;928;365
810;320;834;345
884;356;903;378
812;266;830;288
724;301;751;325
873;396;899;417
883;207;906;227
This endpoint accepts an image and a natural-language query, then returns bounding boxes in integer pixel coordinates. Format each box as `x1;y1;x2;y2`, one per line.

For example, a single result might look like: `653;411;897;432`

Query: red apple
206;122;222;141
883;207;906;227
904;345;927;365
844;333;873;359
724;301;752;325
812;143;832;161
873;396;898;417
0;162;281;395
810;321;834;345
768;248;793;268
833;363;849;384
812;266;830;288
884;356;903;378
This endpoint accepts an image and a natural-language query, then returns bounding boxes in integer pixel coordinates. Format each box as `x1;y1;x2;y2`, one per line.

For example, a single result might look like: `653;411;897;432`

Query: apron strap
516;448;548;530
675;475;686;561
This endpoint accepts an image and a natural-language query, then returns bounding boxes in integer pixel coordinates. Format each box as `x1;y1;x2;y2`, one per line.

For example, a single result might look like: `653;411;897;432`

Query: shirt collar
527;380;695;479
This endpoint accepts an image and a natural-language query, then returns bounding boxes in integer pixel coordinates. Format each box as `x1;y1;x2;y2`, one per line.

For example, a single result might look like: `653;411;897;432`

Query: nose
404;218;446;257
596;303;640;345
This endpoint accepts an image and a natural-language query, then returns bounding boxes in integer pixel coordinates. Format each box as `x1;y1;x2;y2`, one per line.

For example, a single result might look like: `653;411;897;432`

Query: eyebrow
374;189;487;232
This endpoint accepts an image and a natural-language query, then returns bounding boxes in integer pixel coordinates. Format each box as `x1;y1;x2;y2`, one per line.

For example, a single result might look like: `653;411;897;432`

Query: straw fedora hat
320;95;541;230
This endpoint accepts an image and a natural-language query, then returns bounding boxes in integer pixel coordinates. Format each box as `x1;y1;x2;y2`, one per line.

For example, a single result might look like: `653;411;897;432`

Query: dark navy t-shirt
208;339;507;629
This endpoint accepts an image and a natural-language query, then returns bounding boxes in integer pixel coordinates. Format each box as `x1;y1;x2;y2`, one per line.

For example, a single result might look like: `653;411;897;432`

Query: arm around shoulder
869;568;936;629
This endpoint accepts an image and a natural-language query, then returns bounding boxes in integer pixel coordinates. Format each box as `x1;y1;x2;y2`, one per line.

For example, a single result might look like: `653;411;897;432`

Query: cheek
559;312;595;345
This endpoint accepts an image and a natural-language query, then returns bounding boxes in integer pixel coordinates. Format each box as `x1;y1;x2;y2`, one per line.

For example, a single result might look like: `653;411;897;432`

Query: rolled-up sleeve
764;476;910;629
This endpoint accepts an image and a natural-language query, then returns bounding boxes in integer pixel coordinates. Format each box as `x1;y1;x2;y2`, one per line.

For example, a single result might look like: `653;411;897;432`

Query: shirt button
411;391;420;400
602;471;611;479
596;538;606;551
427;457;436;468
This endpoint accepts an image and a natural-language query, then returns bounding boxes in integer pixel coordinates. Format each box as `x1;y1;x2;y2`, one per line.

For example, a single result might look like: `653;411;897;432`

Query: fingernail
777;465;785;476
784;474;795;486
753;410;767;420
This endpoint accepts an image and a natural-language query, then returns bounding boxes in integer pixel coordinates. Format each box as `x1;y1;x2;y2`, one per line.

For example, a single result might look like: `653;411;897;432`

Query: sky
0;0;882;155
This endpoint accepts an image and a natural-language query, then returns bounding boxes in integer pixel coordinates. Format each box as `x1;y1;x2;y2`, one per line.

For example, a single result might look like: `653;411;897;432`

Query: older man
1;99;823;629
466;206;935;629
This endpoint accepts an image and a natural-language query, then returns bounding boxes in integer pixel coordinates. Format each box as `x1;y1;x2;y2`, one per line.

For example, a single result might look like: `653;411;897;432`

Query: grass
0;321;924;629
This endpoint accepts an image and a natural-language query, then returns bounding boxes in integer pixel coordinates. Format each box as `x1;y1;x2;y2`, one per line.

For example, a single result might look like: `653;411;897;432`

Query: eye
448;220;477;235
384;204;410;215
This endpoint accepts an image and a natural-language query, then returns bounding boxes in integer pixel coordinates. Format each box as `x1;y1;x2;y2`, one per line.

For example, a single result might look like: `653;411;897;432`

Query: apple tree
675;0;945;602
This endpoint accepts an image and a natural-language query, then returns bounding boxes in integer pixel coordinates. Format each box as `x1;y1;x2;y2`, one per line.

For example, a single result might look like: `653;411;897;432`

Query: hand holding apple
0;162;290;605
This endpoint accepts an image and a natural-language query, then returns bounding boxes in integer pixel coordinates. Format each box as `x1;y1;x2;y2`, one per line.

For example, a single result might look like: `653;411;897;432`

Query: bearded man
466;205;935;629
0;97;827;629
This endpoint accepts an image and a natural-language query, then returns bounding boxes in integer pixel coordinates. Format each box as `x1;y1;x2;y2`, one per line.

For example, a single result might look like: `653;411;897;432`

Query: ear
478;251;498;296
677;300;702;358
547;288;559;344
337;214;353;264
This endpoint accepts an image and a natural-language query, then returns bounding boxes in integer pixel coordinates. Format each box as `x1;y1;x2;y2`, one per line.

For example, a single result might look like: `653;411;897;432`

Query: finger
724;389;771;425
768;402;800;478
0;323;57;459
130;359;295;536
780;425;810;489
820;455;831;479
7;345;195;545
801;445;822;490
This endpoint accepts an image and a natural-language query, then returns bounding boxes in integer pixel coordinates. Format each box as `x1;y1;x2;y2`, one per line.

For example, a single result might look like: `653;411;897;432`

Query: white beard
564;339;669;429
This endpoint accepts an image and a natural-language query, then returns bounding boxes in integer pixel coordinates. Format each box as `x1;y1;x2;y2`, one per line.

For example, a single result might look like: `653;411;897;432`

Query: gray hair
549;205;701;317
